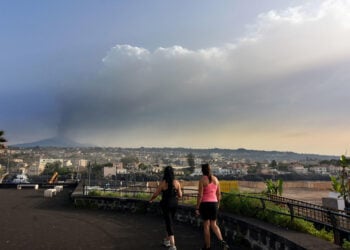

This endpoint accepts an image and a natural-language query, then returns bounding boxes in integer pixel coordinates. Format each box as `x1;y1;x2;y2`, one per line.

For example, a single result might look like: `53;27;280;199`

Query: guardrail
230;192;350;245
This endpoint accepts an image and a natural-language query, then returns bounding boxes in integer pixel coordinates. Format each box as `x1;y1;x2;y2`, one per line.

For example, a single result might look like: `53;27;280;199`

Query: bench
44;188;57;198
54;185;64;192
17;184;39;190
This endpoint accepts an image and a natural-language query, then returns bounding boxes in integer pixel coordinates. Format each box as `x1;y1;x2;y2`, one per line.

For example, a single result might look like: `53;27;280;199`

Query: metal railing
266;194;350;232
227;192;350;245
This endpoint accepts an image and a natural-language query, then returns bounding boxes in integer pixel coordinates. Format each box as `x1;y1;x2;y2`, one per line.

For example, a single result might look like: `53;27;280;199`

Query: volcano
11;136;93;148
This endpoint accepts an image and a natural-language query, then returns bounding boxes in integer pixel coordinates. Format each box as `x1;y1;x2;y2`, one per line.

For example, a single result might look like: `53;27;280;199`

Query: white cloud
235;0;350;78
59;0;350;154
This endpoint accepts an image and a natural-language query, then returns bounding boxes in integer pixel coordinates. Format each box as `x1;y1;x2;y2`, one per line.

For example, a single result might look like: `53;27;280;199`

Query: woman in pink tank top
195;163;229;250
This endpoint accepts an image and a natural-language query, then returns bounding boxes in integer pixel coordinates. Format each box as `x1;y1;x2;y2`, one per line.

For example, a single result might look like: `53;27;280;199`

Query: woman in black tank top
150;166;182;250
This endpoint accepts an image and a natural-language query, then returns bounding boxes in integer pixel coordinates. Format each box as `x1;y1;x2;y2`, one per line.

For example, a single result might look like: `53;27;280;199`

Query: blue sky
2;0;350;155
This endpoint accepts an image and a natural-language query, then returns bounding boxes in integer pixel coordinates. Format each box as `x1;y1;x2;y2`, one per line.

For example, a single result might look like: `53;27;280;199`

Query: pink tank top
202;177;218;202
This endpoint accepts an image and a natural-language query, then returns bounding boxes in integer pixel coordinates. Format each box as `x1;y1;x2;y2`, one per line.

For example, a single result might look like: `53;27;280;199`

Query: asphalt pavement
0;187;206;250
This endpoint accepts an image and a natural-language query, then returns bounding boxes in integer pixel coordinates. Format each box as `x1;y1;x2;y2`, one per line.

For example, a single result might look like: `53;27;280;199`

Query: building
288;163;308;174
65;160;73;167
79;159;89;168
104;166;116;178
309;166;328;175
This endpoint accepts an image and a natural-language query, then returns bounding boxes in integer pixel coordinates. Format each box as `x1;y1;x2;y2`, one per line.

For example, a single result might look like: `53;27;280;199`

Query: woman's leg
203;219;211;248
210;220;223;241
169;206;177;246
169;235;175;246
163;206;176;246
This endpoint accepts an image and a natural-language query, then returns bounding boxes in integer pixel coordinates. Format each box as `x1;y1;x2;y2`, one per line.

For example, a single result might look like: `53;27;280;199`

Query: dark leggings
162;205;177;236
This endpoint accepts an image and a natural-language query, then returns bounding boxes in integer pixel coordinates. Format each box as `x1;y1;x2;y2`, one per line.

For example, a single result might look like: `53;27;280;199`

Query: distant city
0;136;341;183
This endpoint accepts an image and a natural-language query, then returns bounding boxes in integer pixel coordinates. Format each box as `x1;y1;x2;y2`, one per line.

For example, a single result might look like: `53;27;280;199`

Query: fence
230;192;350;245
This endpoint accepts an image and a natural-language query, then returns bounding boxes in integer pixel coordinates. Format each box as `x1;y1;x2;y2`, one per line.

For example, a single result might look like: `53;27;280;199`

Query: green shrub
88;190;102;196
343;239;350;249
221;192;334;243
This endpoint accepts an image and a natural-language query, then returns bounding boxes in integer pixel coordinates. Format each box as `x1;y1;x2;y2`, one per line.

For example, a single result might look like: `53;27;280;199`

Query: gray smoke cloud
57;0;350;150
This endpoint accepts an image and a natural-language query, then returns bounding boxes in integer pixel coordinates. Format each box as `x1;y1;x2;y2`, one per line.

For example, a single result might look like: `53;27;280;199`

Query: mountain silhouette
11;136;93;148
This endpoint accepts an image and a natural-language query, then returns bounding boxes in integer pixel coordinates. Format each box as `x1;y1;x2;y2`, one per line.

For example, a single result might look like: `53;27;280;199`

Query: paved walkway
1;186;342;250
0;187;214;250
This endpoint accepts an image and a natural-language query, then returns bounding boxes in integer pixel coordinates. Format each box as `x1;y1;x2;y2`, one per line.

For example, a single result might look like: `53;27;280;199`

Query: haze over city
2;0;350;156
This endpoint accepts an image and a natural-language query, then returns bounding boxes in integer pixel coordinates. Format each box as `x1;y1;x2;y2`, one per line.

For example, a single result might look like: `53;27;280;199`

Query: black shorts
199;202;218;220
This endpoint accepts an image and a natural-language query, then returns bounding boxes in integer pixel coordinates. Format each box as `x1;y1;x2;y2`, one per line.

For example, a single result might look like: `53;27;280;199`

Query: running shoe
163;239;171;247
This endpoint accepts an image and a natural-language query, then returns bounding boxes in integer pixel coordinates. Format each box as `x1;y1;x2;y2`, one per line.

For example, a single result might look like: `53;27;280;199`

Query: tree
121;155;139;168
269;160;277;168
330;175;341;193
91;163;104;179
248;162;262;174
339;155;350;210
0;130;7;148
138;163;152;171
264;179;283;196
330;155;350;211
43;161;62;175
187;153;195;173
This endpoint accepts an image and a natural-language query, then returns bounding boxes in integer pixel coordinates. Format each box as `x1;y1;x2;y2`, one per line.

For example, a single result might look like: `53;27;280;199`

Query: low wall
71;194;340;250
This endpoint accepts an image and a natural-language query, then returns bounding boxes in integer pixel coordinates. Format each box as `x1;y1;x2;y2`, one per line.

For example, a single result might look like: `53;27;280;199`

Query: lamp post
7;148;10;174
88;161;91;186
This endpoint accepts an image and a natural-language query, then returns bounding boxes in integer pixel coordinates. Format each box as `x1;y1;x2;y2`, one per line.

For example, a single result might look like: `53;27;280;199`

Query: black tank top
161;183;178;207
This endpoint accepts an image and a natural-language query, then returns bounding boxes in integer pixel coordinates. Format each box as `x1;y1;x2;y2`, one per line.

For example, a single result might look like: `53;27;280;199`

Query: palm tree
264;178;283;196
0;130;7;148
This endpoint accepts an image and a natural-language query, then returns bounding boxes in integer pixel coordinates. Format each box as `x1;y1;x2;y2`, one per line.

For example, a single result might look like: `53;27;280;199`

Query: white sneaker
163;239;171;247
220;240;229;249
168;246;177;250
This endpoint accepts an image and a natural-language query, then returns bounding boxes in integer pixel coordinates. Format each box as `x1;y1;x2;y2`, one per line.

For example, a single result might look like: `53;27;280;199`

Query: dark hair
163;166;175;189
201;163;212;183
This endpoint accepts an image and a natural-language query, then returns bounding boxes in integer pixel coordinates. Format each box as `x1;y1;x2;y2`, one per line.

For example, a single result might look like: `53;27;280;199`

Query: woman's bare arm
196;177;203;209
215;177;221;206
175;180;182;198
149;180;164;202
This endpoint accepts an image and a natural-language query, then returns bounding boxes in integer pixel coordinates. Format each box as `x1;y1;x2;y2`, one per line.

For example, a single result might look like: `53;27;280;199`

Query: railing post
181;187;185;204
260;198;266;210
287;203;294;222
328;211;341;245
